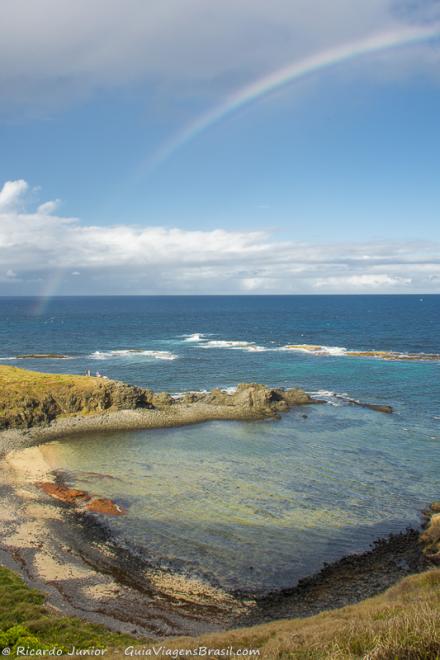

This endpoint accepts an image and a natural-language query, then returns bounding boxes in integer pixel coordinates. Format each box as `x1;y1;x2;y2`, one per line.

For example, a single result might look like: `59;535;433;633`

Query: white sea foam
172;389;207;399
307;390;337;398
172;386;238;399
306;389;349;406
200;340;267;352
89;349;177;361
182;333;210;342
221;386;238;394
280;344;347;356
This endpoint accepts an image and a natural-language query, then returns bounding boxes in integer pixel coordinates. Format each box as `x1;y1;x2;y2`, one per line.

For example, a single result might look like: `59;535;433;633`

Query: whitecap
307;390;336;398
200;340;267;352
182;333;210;342
280;344;347;356
89;349;177;361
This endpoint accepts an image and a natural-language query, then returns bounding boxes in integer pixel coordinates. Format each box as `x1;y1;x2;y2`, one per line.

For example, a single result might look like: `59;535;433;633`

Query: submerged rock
15;353;69;359
37;481;90;503
36;481;126;516
85;497;127;516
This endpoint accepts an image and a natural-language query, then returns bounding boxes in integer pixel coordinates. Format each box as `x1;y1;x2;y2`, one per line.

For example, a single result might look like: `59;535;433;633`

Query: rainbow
32;268;68;316
147;24;440;170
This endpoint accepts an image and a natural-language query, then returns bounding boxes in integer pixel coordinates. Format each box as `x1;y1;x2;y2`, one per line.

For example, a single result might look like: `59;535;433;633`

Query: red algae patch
85;497;127;516
36;481;90;503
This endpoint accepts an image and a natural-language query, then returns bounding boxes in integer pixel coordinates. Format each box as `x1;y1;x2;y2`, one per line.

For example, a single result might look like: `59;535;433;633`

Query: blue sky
1;0;440;294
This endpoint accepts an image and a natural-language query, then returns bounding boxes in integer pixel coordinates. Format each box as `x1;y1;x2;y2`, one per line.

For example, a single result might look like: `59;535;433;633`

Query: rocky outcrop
334;394;393;414
183;383;316;416
0;367;319;431
421;503;440;563
0;366;153;430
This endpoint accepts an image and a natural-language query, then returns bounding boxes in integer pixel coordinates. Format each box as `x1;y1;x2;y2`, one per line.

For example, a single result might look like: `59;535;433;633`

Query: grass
0;365;116;428
0;365;105;402
0;566;137;655
109;569;440;659
2;563;439;658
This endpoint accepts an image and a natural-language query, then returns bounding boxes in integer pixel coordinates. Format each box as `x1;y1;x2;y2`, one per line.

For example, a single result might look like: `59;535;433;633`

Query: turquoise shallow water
1;295;439;593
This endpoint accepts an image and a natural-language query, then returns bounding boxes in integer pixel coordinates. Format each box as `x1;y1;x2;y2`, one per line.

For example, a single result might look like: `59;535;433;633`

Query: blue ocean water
1;295;439;593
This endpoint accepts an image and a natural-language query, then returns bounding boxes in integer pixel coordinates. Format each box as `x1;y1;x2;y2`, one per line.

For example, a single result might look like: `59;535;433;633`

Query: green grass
0;566;137;655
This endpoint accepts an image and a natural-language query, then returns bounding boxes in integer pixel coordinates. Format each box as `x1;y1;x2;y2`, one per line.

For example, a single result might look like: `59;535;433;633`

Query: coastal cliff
0;366;316;431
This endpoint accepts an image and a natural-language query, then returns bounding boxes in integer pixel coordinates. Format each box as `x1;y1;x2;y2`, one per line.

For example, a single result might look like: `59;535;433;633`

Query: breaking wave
199;340;267;352
281;344;440;361
182;333;210;342
89;349;177;361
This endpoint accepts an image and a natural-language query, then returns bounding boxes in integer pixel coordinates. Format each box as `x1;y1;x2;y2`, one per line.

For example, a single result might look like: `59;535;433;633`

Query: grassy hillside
1;564;439;658
0;566;137;655
122;571;440;659
0;366;149;429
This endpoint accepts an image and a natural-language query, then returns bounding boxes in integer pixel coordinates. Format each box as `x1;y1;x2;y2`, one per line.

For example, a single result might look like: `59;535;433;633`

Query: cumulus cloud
0;179;28;210
0;179;439;295
0;0;439;113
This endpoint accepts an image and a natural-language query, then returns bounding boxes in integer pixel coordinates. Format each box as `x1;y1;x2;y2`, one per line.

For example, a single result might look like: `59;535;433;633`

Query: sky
1;0;440;295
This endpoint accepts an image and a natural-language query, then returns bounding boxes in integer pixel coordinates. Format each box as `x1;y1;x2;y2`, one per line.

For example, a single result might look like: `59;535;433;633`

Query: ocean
1;295;439;594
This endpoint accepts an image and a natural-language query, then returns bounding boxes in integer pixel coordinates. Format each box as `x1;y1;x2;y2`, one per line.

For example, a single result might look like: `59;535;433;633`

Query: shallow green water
41;401;440;595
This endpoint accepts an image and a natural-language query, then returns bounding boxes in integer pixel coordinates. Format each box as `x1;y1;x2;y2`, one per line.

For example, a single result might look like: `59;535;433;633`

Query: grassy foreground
1;564;440;658
131;570;440;659
0;566;137;655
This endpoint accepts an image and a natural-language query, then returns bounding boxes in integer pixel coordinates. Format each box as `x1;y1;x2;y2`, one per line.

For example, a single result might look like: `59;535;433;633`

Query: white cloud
313;274;413;290
37;200;60;215
0;0;438;113
0;179;439;295
0;179;28;210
